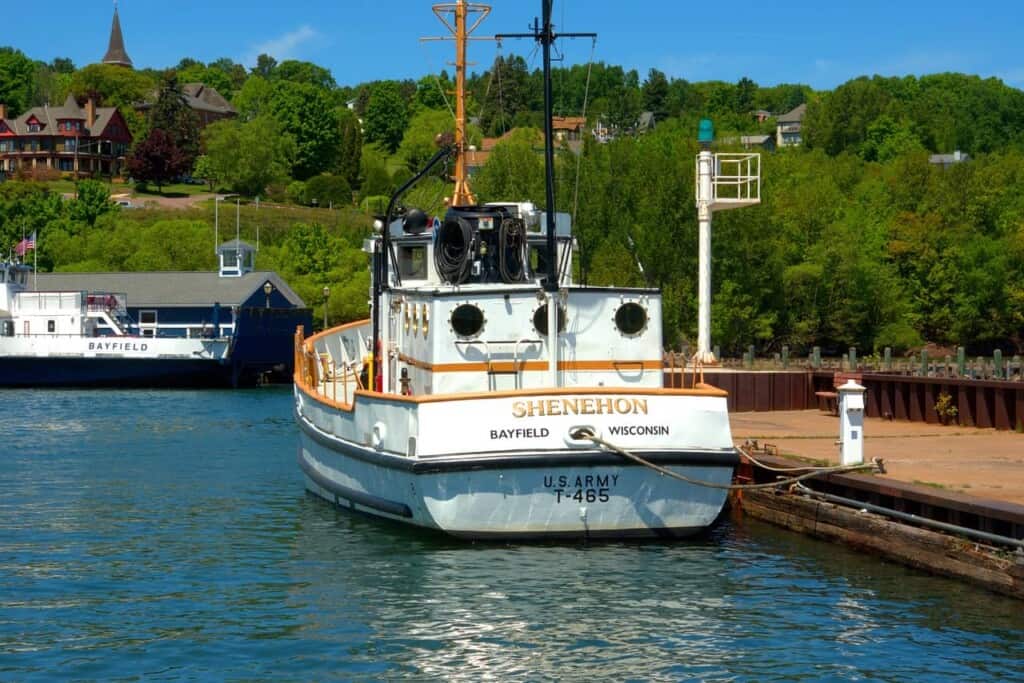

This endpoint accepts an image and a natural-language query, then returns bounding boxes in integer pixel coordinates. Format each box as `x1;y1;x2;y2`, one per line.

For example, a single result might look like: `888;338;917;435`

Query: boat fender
372;422;387;450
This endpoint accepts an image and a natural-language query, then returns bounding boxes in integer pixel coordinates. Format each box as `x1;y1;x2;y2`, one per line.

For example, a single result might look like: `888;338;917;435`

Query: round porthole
450;304;484;338
615;302;647;337
421;304;429;337
533;304;567;335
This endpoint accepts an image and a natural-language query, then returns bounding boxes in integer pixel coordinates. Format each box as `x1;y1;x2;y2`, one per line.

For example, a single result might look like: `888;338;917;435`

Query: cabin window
528;246;549;278
532;304;566;335
47;320;55;333
450;304;484;338
398;246;427;279
614;302;648;337
139;310;157;325
142;329;155;338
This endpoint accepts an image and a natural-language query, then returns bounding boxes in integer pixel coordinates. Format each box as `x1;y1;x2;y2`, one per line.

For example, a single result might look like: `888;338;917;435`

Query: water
1;389;1022;682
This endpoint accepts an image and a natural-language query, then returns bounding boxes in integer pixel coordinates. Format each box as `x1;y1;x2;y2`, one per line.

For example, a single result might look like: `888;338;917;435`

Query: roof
741;135;772;145
218;239;257;252
102;7;133;68
32;271;306;308
137;83;237;116
776;103;807;124
929;151;970;165
181;84;236;115
552;116;586;131
2;96;124;138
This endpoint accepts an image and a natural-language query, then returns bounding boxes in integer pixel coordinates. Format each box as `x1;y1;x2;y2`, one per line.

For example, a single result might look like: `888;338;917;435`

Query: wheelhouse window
47;320;55;333
139;310;157;325
398;245;427;279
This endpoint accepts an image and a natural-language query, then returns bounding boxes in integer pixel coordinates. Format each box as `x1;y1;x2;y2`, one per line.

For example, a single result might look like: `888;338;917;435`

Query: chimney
0;103;6;120
86;97;96;128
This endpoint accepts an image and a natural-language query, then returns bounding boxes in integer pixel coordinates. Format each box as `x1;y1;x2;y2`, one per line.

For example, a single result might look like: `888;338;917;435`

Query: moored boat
292;0;739;539
0;260;231;387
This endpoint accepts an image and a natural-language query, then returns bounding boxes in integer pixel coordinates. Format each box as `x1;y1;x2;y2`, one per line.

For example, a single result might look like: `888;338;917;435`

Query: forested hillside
1;45;1022;352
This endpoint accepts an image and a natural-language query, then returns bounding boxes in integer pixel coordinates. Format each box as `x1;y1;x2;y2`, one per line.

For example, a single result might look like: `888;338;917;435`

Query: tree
0;47;37;116
274;60;337;89
268;81;342;179
304;174;352;207
127;129;188;191
70;63;156;137
69;180;115;226
232;75;274;121
642;69;669;120
363;81;409;153
335;108;363;187
203;116;296;196
148;72;200;171
253;54;277;79
192;155;217;191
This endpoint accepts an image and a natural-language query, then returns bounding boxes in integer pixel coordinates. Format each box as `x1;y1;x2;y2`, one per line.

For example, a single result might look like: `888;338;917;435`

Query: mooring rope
569;429;882;491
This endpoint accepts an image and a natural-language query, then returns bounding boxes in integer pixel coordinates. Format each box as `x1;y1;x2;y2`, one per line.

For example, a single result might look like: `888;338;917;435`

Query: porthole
533;304;567;335
421;304;429;337
450;303;485;338
615;302;648;337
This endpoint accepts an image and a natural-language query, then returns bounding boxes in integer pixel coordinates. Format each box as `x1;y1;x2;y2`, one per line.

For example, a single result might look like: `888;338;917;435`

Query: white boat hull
296;409;737;539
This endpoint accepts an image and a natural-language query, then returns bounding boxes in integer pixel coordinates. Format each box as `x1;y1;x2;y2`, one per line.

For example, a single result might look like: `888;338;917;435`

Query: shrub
874;321;923;355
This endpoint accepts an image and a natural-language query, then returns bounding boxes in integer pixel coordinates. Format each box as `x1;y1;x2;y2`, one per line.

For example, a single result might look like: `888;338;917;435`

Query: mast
498;2;594;388
425;1;492;207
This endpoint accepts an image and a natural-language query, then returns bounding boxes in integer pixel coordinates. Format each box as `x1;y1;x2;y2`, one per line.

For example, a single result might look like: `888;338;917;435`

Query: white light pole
693;119;761;366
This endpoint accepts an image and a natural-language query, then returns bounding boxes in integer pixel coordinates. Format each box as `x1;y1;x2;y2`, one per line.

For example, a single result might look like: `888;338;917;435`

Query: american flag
15;231;36;256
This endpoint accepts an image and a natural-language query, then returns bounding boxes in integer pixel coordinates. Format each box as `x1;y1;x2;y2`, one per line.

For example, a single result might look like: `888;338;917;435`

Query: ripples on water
0;389;1021;681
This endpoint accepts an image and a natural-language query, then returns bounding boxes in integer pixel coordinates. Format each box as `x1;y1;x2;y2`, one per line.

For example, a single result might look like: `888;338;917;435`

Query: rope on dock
568;429;882;491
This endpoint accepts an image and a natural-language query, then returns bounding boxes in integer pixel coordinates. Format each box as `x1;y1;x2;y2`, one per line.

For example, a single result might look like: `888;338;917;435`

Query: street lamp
322;285;330;329
263;281;273;309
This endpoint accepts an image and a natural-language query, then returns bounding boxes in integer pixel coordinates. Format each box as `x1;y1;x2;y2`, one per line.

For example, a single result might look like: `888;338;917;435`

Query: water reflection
1;389;1022;681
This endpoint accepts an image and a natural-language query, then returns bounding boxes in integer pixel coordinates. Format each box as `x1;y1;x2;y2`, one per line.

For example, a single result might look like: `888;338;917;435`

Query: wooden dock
728;410;1024;599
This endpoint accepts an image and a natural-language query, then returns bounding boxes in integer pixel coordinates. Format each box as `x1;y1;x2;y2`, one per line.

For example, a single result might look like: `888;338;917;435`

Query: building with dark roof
136;83;237;128
0;94;132;178
33;240;312;384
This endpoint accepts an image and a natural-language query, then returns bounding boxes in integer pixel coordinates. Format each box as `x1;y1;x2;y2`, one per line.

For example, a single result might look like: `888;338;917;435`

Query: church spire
102;2;133;68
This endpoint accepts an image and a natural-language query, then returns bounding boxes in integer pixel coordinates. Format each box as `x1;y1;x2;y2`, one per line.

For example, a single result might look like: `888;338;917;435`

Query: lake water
2;388;1022;681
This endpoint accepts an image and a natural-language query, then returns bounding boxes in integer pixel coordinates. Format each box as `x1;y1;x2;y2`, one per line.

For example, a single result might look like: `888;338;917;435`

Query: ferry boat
292;0;739;539
0;260;231;387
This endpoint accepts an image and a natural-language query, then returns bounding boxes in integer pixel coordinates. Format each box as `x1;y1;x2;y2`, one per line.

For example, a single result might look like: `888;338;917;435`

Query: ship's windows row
448;302;648;339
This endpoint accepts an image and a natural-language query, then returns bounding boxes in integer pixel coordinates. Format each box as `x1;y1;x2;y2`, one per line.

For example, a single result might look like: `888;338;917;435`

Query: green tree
268;81;342;178
69;180;114;226
274;60;336;89
192;155;217;191
70;63;155;136
641;69;669;120
304;174;352;207
232;75;274;121
203;116;296;196
363;81;409;153
0;47;37;116
335;107;363;187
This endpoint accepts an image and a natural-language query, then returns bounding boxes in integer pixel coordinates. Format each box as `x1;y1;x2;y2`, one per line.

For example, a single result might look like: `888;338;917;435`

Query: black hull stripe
296;409;739;474
298;448;413;518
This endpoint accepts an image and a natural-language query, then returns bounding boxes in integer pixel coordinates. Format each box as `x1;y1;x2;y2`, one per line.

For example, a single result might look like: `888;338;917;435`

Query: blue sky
9;1;1024;90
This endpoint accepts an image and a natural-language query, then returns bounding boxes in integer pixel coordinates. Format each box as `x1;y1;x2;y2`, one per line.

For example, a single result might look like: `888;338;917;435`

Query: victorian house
0;95;132;178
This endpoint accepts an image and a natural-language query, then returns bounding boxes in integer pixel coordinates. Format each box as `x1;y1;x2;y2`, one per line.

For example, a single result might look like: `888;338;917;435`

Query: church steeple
102;2;133;68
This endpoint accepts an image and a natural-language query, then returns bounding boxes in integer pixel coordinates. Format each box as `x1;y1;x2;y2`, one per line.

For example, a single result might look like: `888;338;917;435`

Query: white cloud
245;25;318;65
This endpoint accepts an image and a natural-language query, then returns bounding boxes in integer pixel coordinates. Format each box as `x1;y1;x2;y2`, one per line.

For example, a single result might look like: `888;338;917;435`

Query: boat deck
731;409;1024;504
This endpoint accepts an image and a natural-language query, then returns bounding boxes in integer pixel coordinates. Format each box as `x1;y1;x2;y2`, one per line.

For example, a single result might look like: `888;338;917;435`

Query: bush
286;180;307;205
874;321;923;354
305;174;352;208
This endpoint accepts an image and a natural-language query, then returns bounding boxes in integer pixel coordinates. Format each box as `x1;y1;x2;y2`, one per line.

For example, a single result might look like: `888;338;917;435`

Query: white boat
0;260;231;387
292;0;739;539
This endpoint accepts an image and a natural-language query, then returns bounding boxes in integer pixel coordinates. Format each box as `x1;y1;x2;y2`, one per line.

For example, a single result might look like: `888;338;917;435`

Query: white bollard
838;379;866;466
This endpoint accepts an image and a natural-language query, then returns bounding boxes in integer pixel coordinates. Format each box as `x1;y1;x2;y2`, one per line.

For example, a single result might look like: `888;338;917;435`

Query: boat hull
297;413;737;540
0;356;231;388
